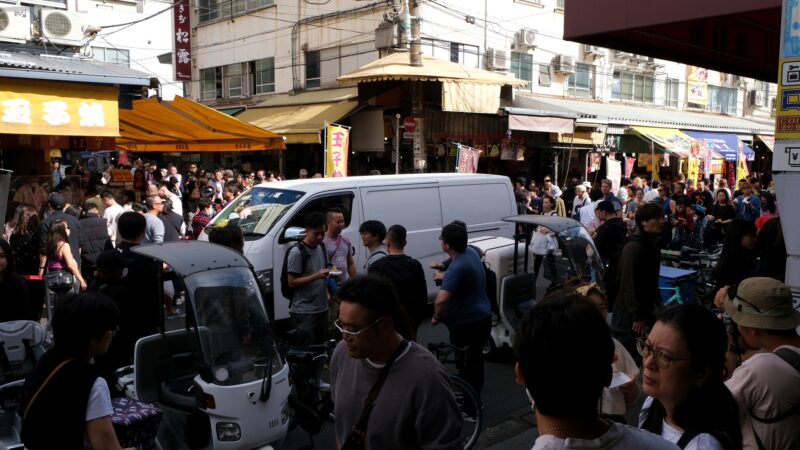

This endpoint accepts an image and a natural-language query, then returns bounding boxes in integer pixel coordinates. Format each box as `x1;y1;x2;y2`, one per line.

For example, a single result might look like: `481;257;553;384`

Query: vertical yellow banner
687;66;708;106
687;157;699;184
736;143;749;182
325;124;349;177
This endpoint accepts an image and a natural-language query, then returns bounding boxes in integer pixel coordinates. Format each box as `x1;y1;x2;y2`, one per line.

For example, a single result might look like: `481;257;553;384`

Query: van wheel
482;337;497;358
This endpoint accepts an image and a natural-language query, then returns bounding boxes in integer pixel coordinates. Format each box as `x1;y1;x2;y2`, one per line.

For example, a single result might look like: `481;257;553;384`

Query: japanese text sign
325;124;349;178
173;0;192;81
456;144;480;173
0;79;119;136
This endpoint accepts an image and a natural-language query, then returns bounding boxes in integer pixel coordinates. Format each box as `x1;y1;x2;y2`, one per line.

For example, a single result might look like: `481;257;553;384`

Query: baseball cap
95;250;132;272
725;277;800;330
48;193;66;210
596;200;622;213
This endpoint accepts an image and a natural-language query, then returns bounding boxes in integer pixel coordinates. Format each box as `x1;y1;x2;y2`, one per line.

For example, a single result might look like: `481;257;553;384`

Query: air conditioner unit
613;50;633;61
0;6;31;44
630;54;648;63
552;55;575;74
584;44;606;58
40;9;82;46
486;48;510;71
515;29;536;49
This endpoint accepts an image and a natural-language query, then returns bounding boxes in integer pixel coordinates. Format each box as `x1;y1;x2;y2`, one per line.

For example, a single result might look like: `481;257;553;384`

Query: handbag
340;340;408;450
46;269;74;291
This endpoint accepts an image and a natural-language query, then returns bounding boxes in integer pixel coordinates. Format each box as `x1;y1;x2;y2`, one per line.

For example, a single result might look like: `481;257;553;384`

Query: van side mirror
279;227;306;244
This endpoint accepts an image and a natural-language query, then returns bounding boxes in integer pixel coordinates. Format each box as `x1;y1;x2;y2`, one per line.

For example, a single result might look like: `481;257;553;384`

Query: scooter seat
159;374;198;410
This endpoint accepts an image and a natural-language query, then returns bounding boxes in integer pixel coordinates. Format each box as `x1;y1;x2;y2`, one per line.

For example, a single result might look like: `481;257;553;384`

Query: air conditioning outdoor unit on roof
0;6;31;44
486;48;510;71
584;44;606;58
552;54;575;74
40;9;82;47
515;29;536;49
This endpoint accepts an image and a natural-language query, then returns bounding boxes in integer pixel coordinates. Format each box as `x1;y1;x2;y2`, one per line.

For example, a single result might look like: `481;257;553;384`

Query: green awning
216;107;245;116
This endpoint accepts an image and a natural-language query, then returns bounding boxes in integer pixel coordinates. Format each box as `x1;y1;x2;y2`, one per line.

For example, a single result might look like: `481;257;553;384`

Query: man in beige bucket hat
722;277;800;450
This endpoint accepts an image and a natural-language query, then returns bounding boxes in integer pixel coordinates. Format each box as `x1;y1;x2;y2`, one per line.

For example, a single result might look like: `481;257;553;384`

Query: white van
202;173;516;323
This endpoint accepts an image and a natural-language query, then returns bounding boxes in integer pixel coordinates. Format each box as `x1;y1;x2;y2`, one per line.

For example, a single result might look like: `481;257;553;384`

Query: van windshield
207;187;304;239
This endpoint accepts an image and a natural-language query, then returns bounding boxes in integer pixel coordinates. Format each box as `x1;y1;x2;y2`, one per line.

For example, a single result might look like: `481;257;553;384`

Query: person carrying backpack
282;212;330;347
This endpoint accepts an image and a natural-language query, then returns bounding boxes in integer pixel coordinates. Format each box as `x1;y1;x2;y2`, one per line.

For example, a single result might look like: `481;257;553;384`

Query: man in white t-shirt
100;191;124;246
515;289;677;450
718;277;800;450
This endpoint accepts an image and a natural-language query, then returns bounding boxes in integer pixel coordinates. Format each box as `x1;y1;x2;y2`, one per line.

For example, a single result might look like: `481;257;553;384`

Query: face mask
525;387;536;413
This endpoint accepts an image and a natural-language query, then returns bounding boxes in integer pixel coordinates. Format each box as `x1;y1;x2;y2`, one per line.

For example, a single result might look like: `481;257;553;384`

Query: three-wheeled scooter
125;241;290;449
468;215;605;356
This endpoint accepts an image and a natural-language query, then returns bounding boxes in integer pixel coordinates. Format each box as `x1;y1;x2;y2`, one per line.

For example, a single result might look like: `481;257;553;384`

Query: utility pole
483;0;488;69
395;114;401;174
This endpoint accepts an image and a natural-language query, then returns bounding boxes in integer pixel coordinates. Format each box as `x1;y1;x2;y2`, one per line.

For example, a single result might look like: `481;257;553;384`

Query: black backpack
280;242;327;304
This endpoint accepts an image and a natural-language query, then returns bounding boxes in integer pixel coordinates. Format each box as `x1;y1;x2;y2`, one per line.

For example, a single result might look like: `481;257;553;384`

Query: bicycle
427;342;483;450
279;338;337;449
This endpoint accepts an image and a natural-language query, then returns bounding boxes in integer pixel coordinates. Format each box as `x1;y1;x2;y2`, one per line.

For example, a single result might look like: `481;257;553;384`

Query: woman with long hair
713;220;757;292
46;220;87;293
639;304;742;450
704;190;736;247
9;205;40;276
754;192;777;232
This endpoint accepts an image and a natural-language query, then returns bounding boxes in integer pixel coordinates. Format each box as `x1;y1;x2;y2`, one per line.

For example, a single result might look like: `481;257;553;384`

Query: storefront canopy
756;134;775;152
629;127;692;157
237;94;360;145
508;114;574;134
117;96;286;152
682;130;755;161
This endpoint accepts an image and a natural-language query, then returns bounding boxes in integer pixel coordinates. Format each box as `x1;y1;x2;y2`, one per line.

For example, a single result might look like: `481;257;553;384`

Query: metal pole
483;0;488;69
395;114;401;174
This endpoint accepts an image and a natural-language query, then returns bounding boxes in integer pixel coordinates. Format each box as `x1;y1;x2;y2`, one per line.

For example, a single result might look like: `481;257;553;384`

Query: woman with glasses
639;304;742;450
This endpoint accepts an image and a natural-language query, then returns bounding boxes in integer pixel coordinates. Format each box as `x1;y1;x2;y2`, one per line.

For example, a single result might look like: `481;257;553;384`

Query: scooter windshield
553;226;605;287
182;267;280;386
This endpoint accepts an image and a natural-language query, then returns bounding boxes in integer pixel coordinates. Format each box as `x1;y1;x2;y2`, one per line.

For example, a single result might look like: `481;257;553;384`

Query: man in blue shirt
735;182;761;223
432;222;491;410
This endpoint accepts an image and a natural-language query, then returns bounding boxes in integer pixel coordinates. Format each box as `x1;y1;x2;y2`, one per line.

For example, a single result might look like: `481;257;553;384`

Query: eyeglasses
334;317;384;337
636;338;692;369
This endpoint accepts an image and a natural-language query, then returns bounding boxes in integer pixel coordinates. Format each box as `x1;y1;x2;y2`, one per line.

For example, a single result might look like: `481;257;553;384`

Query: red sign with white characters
173;0;191;81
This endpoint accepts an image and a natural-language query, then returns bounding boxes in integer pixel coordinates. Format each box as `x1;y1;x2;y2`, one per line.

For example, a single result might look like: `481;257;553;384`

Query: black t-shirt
10;230;40;275
710;204;736;222
368;254;428;322
692;190;714;209
116;243;161;337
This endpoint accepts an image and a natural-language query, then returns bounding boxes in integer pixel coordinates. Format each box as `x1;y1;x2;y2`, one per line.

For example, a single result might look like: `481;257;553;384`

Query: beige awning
551;131;605;145
337;52;527;86
509;114;574;134
756;134;774;152
237;99;359;144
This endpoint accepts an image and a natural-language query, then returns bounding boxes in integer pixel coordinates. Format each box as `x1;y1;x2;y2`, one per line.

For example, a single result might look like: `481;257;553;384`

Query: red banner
456;144;480;173
624;157;635;178
173;0;191;81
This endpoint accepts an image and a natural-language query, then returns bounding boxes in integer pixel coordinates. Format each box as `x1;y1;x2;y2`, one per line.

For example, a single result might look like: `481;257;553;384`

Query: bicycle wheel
448;375;482;450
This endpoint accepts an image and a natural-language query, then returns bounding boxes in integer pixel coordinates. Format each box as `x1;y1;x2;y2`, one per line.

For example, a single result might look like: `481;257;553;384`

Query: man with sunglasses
718;277;800;450
330;275;462;450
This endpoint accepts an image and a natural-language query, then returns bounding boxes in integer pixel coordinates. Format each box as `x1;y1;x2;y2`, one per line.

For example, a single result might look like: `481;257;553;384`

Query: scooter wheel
482;337;497;359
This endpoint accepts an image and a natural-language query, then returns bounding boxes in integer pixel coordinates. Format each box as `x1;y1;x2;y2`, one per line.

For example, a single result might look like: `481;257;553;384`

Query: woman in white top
639;304;742;450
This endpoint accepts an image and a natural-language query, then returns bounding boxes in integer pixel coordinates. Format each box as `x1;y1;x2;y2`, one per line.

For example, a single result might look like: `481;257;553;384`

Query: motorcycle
122;241;290;449
470;215;604;357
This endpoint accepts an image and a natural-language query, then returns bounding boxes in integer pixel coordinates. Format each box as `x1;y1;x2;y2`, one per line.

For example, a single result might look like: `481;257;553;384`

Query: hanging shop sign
325;122;350;177
0;79;119;137
687;66;709;106
456;144;480;173
173;0;192;81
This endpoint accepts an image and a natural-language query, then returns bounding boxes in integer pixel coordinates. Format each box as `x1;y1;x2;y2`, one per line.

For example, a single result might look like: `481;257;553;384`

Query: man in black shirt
692;179;714;209
368;225;428;340
593;200;627;265
116;212;161;338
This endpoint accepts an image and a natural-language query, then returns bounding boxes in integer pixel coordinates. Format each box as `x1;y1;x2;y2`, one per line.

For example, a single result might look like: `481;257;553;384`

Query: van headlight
255;269;273;293
216;422;241;441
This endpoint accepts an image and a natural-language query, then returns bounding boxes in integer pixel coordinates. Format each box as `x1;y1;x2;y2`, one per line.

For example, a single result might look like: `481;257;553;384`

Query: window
510;52;533;88
611;70;654;103
198;0;273;24
539;64;552;87
224;63;245;98
556;0;565;10
421;39;479;68
665;78;679;108
568;63;593;98
707;85;737;114
93;47;130;67
253;57;275;94
201;67;222;100
450;42;460;63
306;50;320;88
755;80;771;108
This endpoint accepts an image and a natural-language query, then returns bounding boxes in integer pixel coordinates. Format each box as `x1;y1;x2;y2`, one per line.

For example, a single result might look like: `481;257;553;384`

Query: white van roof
257;173;511;191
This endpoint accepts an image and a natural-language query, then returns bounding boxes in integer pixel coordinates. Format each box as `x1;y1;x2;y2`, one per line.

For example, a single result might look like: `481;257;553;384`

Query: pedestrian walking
359;220;387;271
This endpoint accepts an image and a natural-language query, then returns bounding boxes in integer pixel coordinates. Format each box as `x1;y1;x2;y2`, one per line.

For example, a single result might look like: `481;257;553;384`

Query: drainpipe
291;2;386;91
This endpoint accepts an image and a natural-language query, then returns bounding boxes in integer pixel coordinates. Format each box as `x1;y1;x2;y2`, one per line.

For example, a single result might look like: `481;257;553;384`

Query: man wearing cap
543;176;562;198
38;193;81;277
571;183;590;220
593;200;627;264
718;277;800;450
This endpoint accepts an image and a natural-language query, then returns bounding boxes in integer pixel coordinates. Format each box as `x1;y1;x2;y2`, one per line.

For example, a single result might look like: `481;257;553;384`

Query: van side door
359;183;443;292
439;181;516;237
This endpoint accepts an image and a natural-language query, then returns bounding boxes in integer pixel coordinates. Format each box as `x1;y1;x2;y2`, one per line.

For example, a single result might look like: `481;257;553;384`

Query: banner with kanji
736;143;750;182
456;144;480;173
325;123;349;177
173;0;192;81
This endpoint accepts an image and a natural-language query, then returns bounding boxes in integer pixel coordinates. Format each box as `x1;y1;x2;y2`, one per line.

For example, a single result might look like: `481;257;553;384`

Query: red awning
563;0;781;81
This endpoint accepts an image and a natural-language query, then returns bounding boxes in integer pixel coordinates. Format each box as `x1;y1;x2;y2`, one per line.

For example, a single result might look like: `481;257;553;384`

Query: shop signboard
325;123;350;177
173;0;192;81
0;79;119;136
687;66;709;106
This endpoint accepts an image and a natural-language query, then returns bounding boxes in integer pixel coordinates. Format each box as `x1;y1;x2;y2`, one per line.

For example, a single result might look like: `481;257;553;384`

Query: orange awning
117;96;286;152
